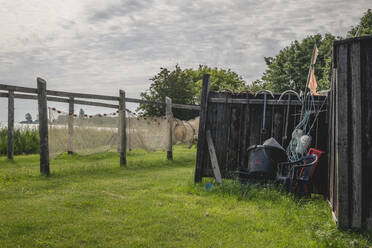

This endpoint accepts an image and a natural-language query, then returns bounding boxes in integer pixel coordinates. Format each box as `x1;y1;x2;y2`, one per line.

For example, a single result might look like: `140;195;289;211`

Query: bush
0;128;39;156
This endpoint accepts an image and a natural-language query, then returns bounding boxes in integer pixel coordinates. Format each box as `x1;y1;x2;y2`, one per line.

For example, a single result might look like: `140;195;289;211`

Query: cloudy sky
0;0;370;121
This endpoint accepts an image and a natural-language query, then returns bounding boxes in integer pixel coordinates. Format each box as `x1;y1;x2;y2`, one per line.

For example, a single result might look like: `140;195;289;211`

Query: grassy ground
0;145;371;248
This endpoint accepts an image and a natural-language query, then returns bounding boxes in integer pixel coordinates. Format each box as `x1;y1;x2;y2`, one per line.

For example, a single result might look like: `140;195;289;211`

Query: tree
249;33;336;93
138;65;246;119
348;9;372;37
79;108;85;118
250;9;372;94
186;65;246;101
25;113;32;123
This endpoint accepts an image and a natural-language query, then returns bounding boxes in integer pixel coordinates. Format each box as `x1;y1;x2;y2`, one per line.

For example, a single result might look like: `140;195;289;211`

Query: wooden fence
195;75;329;195
0;78;200;175
328;35;372;230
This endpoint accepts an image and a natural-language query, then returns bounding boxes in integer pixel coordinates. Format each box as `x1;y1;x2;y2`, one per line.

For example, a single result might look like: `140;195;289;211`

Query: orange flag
308;68;319;95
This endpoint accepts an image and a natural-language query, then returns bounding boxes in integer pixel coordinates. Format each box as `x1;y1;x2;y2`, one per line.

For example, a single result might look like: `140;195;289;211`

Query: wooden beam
166;97;173;160
46;89;118;101
0;90;199;110
119;90;127;166
206;130;222;184
7;90;14;160
209;98;325;106
37;78;50;176
195;74;210;183
0;84;37;94
336;44;350;228
350;41;362;228
172;103;200;110
68;97;74;155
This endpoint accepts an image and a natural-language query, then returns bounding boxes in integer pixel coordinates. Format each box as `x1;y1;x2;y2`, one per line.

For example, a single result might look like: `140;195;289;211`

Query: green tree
251;9;372;94
249;33;336;93
138;65;246;119
348;9;372;37
186;65;246;100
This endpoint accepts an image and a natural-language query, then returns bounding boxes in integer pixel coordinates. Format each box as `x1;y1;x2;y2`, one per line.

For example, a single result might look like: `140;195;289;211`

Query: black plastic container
240;144;287;182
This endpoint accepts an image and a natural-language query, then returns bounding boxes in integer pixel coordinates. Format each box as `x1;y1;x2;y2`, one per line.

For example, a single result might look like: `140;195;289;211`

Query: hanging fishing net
48;107;172;158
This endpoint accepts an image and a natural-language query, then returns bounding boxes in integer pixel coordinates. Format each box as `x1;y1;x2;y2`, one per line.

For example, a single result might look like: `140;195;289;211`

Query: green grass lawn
0;145;371;248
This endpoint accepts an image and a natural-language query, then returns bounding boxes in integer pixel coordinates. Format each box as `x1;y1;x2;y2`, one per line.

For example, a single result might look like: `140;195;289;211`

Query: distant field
0;145;371;247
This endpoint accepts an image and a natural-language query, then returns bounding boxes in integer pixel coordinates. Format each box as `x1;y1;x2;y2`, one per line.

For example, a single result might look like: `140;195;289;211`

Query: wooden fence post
37;77;50;176
119;90;127;166
166;96;173;160
194;74;210;183
68;97;74;154
7;90;14;159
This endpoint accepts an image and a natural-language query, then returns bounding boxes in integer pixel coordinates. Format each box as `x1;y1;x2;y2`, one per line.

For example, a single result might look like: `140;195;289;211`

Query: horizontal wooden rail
209;98;326;106
0;84;200;110
0;84;38;94
46;90;119;101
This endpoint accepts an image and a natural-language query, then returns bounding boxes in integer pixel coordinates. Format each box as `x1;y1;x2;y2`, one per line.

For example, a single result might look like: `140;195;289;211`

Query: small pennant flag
308;68;319;95
307;44;319;95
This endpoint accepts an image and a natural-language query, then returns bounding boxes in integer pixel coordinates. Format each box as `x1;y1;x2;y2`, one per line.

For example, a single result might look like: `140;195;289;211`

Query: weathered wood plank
172;103;200;110
0;90;200;110
119;90;127;166
7;90;14;159
336;43;350;228
206;130;222;184
166;97;173;160
195;74;210;183
350;41;362;228
362;40;372;229
209;97;324;106
37;78;50;176
68;97;74;155
47;89;118;101
0;84;37;94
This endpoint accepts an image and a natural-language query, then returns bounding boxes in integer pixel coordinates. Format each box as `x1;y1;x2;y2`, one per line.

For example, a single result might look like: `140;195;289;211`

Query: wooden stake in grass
166;96;173;161
119;90;127;166
7;90;14;160
68;96;74;155
37;77;50;176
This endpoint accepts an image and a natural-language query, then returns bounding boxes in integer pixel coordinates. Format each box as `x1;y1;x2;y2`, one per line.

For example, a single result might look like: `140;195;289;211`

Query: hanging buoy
296;134;311;155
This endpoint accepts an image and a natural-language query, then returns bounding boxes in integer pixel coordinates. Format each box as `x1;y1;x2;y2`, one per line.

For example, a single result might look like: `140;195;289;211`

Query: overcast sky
0;0;370;121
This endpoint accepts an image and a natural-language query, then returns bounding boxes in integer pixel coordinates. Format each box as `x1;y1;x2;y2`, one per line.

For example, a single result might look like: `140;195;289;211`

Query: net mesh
48;107;172;158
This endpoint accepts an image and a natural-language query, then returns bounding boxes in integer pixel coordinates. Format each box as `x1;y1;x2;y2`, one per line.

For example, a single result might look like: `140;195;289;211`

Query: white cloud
0;0;370;121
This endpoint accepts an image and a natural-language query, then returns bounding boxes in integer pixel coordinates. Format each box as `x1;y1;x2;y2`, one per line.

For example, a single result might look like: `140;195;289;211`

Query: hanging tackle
254;90;274;138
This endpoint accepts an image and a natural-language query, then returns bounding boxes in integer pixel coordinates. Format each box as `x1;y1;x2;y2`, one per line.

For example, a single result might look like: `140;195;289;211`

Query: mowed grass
0;145;371;248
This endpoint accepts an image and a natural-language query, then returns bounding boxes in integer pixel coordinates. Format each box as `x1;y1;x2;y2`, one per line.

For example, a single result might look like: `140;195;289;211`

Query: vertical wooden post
194;74;210;183
350;41;362;228
166;96;173;160
335;44;349;228
37;77;50;176
7;90;14;160
68;97;74;154
119;90;127;166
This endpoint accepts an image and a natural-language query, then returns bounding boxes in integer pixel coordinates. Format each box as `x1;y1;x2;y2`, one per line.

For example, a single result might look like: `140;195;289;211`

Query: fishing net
48;107;171;158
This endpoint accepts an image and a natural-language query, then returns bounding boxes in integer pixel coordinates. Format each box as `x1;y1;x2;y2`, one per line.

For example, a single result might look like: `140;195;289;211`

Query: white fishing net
48;107;172;158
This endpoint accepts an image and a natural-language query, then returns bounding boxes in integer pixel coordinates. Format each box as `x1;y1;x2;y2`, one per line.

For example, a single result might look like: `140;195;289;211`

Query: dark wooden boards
195;74;210;183
328;35;372;230
195;76;328;191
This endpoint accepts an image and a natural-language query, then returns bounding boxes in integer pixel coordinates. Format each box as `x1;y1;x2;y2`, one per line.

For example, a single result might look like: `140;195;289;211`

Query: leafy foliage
249;9;372;93
138;65;246;119
0;128;39;155
348;9;372;37
249;34;336;93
